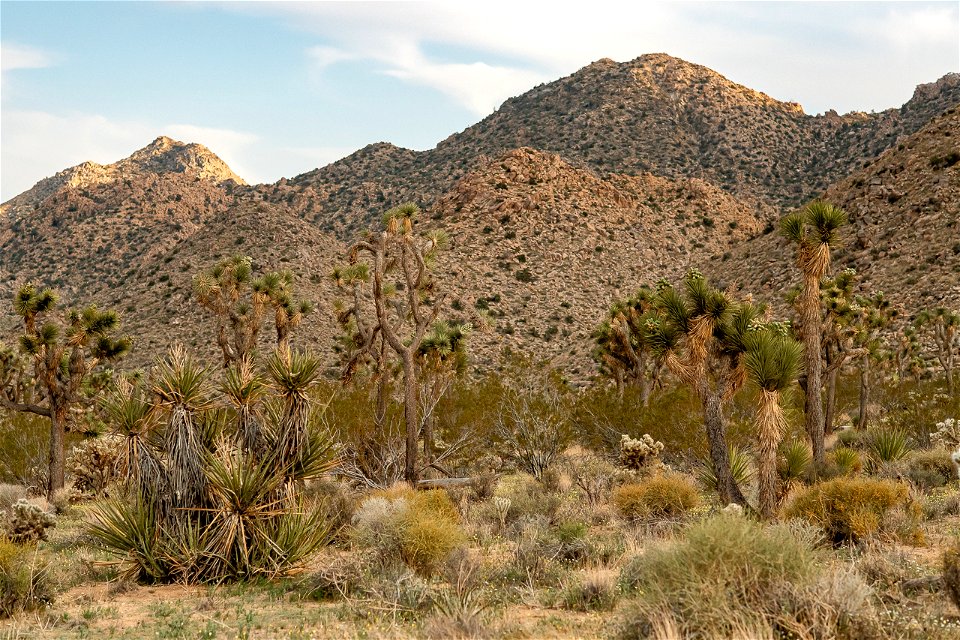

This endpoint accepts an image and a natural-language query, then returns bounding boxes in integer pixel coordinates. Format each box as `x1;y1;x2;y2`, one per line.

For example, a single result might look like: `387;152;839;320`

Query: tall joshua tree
853;291;895;430
341;203;449;485
416;320;470;467
647;270;762;505
592;286;663;404
915;307;960;396
0;284;130;498
818;268;861;434
744;326;803;519
193;256;311;366
781;200;847;464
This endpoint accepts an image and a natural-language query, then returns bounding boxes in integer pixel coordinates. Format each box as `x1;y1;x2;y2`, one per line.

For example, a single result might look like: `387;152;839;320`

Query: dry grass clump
944;540;960;612
612;473;700;522
477;473;561;529
0;539;52;618
0;484;26;512
617;514;878;639
784;477;910;544
352;484;466;576
559;566;619;611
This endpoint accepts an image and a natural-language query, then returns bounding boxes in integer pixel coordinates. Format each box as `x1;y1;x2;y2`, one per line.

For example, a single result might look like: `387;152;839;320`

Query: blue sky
2;1;958;200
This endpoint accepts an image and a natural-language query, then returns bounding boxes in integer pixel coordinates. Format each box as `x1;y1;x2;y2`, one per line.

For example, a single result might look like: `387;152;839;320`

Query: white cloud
307;45;355;70
1;43;53;72
248;1;957;117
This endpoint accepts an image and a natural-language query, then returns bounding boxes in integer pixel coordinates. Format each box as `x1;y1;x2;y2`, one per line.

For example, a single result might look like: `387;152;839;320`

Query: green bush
831;446;863;476
886;449;957;490
612;473;700;521
784;477;909;543
0;540;52;618
778;438;812;482
352;484;465;576
618;515;816;638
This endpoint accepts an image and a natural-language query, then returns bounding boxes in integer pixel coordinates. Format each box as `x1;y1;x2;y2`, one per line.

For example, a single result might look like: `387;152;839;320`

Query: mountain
709;105;960;316
2;54;958;376
268;54;960;239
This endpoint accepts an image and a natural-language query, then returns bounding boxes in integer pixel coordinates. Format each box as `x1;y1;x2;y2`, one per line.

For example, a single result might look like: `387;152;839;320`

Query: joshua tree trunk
401;352;419;485
702;388;746;506
800;275;825;464
757;389;786;519
48;403;68;498
858;354;871;432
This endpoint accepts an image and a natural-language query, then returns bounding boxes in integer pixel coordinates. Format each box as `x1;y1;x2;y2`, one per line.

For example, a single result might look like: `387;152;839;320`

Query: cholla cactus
952;448;960;481
492;496;512;531
932;418;960;450
619;434;665;470
3;499;56;543
67;435;123;497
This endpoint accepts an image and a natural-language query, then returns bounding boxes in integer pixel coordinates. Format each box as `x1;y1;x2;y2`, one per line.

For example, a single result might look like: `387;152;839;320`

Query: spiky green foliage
100;380;163;499
592;287;663;401
780;200;848;466
643;270;765;505
745;330;803;393
867;428;912;465
2;285;129;497
779;438;812;482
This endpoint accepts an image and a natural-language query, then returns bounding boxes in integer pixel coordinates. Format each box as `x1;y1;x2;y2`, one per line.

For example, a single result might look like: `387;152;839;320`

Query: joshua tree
744;325;803;519
646;270;762;505
193;256;311;366
416;320;470;467
592;286;664;404
818;268;861;434
852;291;895;430
894;325;924;382
781;200;847;464
914;307;960;396
0;284;130;498
340;203;450;485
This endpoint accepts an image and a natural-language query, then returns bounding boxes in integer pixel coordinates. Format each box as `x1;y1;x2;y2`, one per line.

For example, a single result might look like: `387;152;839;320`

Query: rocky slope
709;106;960;318
2;55;958;376
272;55;960;238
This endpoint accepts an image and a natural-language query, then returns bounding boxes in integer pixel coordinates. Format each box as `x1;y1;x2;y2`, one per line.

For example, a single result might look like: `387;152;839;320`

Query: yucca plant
153;347;211;513
86;499;171;583
744;328;803;518
699;445;755;496
779;438;813;483
868;428;912;465
222;357;269;457
830;446;863;476
100;379;164;501
267;348;322;478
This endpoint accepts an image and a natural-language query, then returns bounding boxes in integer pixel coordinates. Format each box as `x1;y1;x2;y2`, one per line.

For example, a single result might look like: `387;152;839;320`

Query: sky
1;1;958;201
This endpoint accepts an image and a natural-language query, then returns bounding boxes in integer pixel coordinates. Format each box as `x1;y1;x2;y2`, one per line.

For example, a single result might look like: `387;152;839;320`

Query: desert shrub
613;473;700;522
560;567;619;611
303;477;358;536
67;434;123;496
618;515;818;638
0;540;52;618
564;448;615;508
0;484;26;512
784;477;909;544
885;448;957;489
867;427;911;464
618;434;664;470
429;548;489;638
2;499;56;544
836;428;867;449
352;485;465;576
484;473;561;527
944;539;960;612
